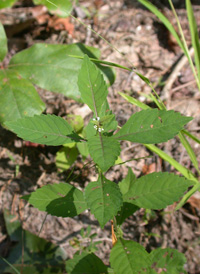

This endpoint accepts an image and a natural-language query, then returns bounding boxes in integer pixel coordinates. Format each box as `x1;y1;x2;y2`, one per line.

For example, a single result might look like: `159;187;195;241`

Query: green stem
176;182;200;210
168;0;200;91
144;144;198;184
66;54;132;71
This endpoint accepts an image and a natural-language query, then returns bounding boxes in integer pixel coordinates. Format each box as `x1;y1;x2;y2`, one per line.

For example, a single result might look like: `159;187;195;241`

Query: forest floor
0;0;200;273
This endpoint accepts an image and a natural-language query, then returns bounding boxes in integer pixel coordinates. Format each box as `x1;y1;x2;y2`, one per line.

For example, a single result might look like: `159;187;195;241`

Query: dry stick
171;79;196;92
161;47;194;103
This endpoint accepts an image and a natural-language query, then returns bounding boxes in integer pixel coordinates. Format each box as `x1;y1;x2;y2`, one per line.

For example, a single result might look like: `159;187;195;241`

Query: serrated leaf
110;239;151;274
0;0;16;9
116;202;139;225
0;70;45;124
88;135;120;172
149;248;187;274
5;114;81;146
66;252;108;274
99;101;118;132
9;43;114;101
33;0;72;17
84;176;123;228
0;22;7;62
119;167;136;195
78;54;108;116
23;183;87;217
115;109;192;144
56;144;78;171
123;172;193;209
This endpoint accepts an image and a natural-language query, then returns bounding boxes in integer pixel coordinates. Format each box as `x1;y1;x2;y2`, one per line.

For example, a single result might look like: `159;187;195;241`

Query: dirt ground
0;0;200;273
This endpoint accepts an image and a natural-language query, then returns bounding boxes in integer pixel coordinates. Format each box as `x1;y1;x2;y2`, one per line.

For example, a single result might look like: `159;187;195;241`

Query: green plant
3;53;194;273
1;209;66;273
1;0;200;273
0;21;114;124
69;226;101;254
138;0;200;91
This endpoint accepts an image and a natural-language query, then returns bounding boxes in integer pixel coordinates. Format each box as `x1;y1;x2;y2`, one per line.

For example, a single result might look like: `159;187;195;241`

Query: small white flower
94;125;97;129
92;118;96;121
97;117;100;121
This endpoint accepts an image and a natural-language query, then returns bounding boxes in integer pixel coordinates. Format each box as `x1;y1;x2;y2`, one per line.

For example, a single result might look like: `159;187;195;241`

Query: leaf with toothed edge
5;114;81;146
87;135;120;172
0;70;45;125
66;252;108;274
110;239;151;274
84;176;123;228
22;183;87;217
78;54;108;116
123;172;193;210
149;248;187;274
115;109;192;144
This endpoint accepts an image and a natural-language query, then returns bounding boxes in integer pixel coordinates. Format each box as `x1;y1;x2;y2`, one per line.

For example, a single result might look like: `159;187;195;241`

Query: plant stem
168;0;200;91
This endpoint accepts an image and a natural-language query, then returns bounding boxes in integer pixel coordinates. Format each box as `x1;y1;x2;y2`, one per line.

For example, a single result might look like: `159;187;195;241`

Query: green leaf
116;202;139;225
84;176;123;228
78;54;108;116
77;141;89;159
0;70;45;124
115;109;192;144
88;135;120;172
5;114;81;146
149;248;187;274
0;22;7;62
118;92;150;110
56;144;78;171
9;43;114;101
1;209;66;274
110;239;151;274
119;167;136;195
0;0;16;9
123;172;193;210
33;0;72;17
186;0;200;79
22;183;87;217
98;101;118;132
66;114;84;133
66;252;108;274
116;168;139;225
135;71;150;85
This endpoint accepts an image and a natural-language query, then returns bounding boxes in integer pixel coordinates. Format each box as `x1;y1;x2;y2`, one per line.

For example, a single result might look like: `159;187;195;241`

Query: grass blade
178;131;200;174
182;129;200;144
137;0;185;53
0;257;20;274
168;0;200;90
186;0;200;79
144;144;198;184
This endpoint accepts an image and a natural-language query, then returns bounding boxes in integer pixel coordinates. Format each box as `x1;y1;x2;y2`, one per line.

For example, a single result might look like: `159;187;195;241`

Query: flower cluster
93;117;104;132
